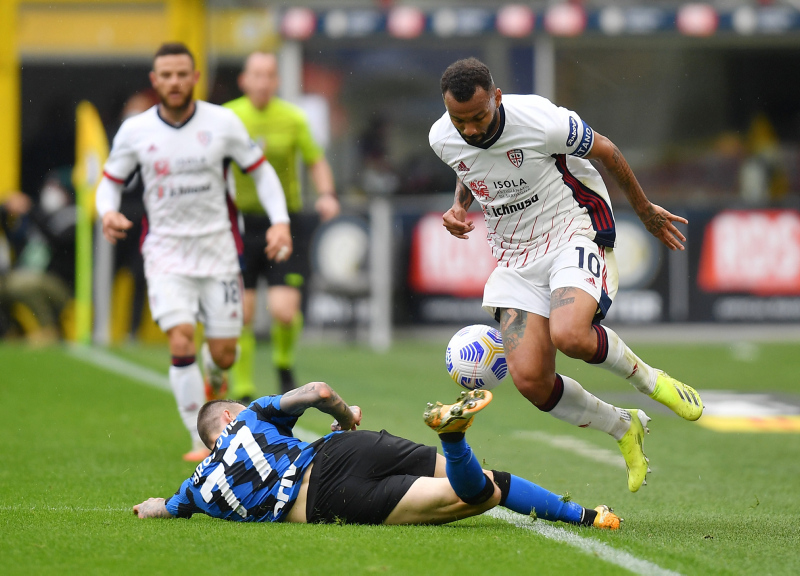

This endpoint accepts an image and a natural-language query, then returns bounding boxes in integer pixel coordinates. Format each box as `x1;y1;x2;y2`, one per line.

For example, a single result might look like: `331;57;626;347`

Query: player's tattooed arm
280;382;361;430
443;179;476;239
133;498;174;520
455;178;474;211
587;132;688;251
499;309;527;355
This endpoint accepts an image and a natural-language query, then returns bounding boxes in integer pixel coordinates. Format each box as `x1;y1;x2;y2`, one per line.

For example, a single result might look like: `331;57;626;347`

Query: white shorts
147;273;244;338
482;236;619;320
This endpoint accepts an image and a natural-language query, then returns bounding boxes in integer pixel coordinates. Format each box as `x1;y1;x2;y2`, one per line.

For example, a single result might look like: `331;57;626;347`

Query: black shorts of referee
239;213;319;291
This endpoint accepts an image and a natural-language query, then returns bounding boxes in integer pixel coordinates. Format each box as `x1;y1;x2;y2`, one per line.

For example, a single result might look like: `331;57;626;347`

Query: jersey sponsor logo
154;159;170;176
491;178;531;198
175;156;208;173
457;161;470;172
469;180;490;199
574;122;594;157
489;194;539;217
492;178;528;189
567;117;579;147
168;183;212;197
506;149;524;168
197;131;212;146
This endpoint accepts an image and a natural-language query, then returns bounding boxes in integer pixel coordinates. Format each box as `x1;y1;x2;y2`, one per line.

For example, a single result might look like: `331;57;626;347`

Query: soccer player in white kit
430;58;704;492
96;43;292;462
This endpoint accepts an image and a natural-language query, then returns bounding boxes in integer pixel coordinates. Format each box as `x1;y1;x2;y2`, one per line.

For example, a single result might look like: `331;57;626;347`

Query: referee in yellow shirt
224;52;339;400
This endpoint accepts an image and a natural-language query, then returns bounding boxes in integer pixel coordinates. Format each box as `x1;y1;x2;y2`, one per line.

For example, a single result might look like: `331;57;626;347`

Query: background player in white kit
96;43;292;462
430;58;704;492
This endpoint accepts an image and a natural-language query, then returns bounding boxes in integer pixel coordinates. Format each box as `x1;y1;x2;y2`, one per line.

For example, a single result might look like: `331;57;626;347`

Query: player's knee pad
460;473;496;505
491;470;512;507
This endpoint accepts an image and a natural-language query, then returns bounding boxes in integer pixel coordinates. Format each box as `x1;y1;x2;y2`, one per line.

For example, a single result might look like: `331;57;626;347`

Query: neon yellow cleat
424;390;493;434
650;371;703;421
617;409;651;493
593;505;621;530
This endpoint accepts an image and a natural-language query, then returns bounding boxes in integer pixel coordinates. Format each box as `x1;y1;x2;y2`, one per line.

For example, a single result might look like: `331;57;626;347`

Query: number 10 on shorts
575;246;601;278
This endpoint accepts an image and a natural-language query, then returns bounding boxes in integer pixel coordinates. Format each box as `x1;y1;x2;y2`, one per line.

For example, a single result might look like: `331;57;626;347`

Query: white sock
169;363;205;445
592;325;658;395
548;374;631;441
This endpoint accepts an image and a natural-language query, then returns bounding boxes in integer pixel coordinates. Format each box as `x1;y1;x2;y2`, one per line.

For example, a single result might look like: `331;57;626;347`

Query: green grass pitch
2;336;799;575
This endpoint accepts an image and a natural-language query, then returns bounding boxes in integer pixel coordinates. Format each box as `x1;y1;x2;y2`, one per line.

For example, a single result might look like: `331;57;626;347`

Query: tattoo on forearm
500;309;527;354
551;288;576;311
609;144;635;190
455;180;473;210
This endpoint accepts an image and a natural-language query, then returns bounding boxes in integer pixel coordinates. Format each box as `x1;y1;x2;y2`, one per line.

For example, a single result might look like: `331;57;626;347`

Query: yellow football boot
650;371;703;421
617;409;651;492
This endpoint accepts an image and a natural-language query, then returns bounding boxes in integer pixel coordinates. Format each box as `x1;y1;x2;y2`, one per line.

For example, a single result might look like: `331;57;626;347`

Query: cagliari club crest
197;131;212;146
507;149;524;168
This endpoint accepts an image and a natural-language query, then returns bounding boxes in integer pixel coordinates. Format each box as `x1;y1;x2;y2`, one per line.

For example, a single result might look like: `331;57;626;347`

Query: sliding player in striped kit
430;58;703;492
97;43;292;462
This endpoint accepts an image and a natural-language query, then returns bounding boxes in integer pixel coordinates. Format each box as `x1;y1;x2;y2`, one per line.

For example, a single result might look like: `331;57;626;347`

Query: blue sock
504;474;584;523
439;435;489;501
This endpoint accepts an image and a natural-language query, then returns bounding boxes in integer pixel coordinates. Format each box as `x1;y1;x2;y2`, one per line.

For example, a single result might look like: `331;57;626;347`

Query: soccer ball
445;325;508;391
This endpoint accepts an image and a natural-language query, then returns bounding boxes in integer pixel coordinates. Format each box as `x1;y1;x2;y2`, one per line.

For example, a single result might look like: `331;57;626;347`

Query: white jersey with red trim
103;101;265;278
429;94;616;269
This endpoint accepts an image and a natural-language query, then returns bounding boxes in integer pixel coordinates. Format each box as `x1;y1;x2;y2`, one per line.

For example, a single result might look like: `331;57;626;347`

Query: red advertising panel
408;212;496;298
698;209;800;295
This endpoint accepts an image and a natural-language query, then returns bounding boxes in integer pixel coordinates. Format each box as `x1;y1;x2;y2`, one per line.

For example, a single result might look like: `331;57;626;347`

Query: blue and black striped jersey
165;395;333;522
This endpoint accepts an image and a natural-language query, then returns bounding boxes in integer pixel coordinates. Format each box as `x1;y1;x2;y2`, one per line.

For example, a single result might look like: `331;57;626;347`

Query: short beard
480;109;501;145
462;108;501;146
160;89;194;117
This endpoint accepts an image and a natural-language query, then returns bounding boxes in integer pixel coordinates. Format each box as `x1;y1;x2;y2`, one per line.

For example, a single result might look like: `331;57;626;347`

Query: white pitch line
0;505;130;513
66;346;321;443
486;508;681;576
511;430;627;469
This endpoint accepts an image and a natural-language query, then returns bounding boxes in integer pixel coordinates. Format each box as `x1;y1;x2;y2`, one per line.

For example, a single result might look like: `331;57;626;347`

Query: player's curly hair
440;58;495;102
197;399;246;449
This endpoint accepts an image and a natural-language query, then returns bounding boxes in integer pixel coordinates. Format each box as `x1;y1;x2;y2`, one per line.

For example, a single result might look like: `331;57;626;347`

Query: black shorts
305;430;437;525
240;213;318;290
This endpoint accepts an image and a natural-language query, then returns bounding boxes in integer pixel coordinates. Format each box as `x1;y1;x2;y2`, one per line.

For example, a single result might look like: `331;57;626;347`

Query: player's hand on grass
641;204;688;251
101;211;134;245
331;405;361;432
265;222;293;262
443;206;474;239
315;194;340;222
133;497;173;519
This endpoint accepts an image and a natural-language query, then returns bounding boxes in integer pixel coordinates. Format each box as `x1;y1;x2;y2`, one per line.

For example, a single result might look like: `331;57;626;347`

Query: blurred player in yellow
224;52;339;400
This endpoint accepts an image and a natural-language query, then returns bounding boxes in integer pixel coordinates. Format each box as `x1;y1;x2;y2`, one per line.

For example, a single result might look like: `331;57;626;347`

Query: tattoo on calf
500;309;527;354
551;288;576;311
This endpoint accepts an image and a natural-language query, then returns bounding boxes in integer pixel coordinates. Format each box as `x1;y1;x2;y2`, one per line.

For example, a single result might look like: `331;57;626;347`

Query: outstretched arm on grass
133;497;174;519
280;381;362;432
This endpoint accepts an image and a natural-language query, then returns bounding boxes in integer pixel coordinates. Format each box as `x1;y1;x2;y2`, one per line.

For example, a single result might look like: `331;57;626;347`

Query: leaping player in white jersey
430;57;704;493
96;43;292;462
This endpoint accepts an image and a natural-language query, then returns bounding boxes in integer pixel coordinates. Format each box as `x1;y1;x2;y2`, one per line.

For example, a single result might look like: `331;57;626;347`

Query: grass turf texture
2;338;799;575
